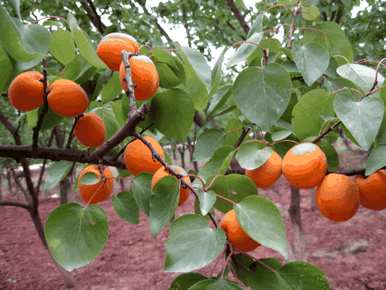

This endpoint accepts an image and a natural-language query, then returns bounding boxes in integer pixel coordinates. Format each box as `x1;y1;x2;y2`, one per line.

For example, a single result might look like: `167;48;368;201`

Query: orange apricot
123;136;164;176
220;209;260;252
316;173;360;222
74;112;106;148
282;143;327;188
151;165;190;206
97;33;140;71
78;165;114;204
355;170;386;211
8;71;44;112
119;55;159;100
245;151;282;188
47;79;89;117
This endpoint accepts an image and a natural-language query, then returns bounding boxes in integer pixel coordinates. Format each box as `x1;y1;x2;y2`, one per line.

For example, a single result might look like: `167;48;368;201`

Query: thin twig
32;62;49;149
0;201;30;210
66;115;82;149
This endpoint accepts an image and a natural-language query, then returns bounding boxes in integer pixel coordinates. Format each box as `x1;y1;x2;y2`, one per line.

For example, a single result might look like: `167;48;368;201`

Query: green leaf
236;142;272;170
293;43;329;86
210;48;226;94
93;104;120;139
197;189;216;216
271;130;292;142
0;45;13;91
49;30;76;65
79;171;100;185
233;64;292;131
175;44;209;111
303;21;353;62
44;161;73;191
71;24;105;69
165;214;226;272
248;14;264;37
334;91;384;149
199;146;234;179
211;174;257;213
22;24;51;55
365;145;386;176
207;86;232;116
292;89;334;140
26;108;38;128
169;273;207;290
320;140;339;172
278;261;330;290
150;176;179;236
150;88;195;140
132;173;153;215
232;256;287;290
101;72;122;103
194;129;224;163
45;203;108;271
227;32;263;67
182;47;211;88
0;7;36;61
152;47;185;89
189;279;243;290
301;5;320;21
112;191;139;224
235;195;288;258
336;63;384;93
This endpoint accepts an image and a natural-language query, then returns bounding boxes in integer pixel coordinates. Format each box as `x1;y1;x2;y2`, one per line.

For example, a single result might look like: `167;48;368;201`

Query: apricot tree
0;1;385;289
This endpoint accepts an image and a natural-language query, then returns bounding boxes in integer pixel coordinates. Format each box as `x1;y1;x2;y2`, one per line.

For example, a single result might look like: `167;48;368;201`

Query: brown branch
36;128;56;195
234;126;251;147
32;63;49;149
79;0;106;34
288;186;305;260
287;3;300;49
89;105;148;159
0;144;125;168
66;115;81;149
0;201;30;210
226;0;250;34
312;121;341;144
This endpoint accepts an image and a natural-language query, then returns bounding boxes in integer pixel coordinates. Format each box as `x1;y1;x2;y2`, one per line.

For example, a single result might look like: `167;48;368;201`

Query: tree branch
79;0;106;34
0;201;30;210
0;144;125;168
226;0;250;34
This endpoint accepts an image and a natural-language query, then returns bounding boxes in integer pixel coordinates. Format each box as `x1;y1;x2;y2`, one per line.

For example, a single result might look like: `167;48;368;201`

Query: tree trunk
288;186;306;260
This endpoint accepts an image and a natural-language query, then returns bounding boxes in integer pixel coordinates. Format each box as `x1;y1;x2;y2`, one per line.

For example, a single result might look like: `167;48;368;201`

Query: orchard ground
1;145;386;290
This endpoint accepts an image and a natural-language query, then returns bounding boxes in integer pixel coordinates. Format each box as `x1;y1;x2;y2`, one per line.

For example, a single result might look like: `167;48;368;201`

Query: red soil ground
1;176;386;290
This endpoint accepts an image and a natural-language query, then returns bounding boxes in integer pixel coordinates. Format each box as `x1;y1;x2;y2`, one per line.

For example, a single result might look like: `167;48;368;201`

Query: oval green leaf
45;203;108;271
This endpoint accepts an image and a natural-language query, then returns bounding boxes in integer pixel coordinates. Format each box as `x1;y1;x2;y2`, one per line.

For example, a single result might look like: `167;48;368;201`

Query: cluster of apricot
221;142;386;253
7;32;160;204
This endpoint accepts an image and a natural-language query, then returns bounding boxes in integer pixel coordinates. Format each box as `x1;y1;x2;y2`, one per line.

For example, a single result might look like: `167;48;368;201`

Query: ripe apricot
151;165;190;206
78;165;114;204
8;71;44;112
282;143;327;188
355;170;386;210
119;55;159;100
47;79;89;117
74;112;106;148
316;173;359;222
123;136;164;176
97;33;140;71
245;151;282;188
220;209;260;252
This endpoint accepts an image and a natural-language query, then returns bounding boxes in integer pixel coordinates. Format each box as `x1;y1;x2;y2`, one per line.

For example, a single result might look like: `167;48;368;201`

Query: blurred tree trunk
289;186;306;260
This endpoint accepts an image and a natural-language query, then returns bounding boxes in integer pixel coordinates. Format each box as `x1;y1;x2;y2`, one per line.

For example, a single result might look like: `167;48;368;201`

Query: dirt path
1;178;386;290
